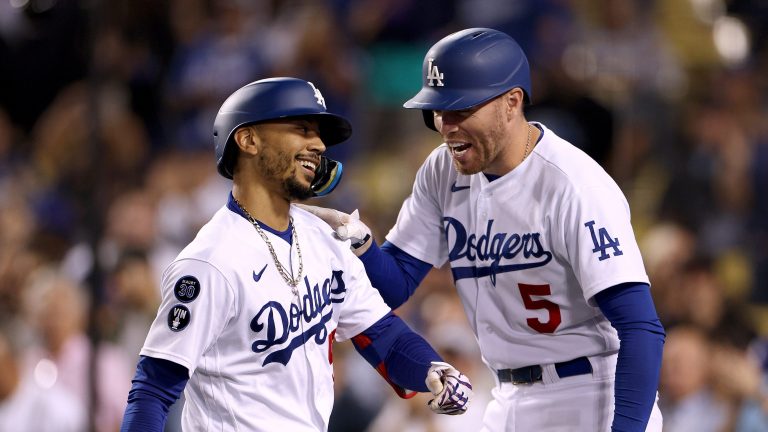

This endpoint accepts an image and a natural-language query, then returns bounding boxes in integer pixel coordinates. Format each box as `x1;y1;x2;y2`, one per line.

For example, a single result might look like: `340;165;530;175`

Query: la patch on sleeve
174;275;201;303
168;304;191;332
584;220;623;261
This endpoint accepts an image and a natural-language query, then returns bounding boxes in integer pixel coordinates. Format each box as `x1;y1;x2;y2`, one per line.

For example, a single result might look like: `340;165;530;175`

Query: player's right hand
425;361;473;415
296;205;373;254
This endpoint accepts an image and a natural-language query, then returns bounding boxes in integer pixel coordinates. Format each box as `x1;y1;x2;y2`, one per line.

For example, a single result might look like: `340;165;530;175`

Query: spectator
22;268;132;432
0;319;86;432
659;325;728;432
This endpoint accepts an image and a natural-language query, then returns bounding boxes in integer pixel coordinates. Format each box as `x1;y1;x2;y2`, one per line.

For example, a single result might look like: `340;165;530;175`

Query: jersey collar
226;192;293;243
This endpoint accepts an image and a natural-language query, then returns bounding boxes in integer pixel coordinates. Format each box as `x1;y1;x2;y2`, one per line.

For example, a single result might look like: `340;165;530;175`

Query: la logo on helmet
426;59;444;87
308;82;326;108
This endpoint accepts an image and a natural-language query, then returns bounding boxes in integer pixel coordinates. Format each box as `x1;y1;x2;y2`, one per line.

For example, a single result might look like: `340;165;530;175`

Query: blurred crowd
1;0;767;431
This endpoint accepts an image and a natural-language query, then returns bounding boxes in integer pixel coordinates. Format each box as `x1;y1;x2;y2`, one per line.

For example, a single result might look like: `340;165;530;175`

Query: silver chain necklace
521;123;533;163
234;198;303;294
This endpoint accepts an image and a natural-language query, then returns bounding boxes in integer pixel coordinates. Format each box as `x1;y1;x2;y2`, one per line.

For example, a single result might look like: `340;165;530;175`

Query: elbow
381;289;409;310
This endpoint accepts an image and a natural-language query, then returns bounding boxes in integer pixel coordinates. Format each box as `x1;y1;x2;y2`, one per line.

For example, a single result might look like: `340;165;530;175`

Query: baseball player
119;77;473;432
302;28;666;431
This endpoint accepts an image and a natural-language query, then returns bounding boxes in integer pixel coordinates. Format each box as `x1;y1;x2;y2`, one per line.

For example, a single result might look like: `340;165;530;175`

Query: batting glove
425;361;473;415
296;205;372;255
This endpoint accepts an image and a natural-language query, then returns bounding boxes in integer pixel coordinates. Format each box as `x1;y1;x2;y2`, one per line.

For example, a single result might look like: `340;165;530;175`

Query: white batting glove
425;361;473;415
296;204;372;254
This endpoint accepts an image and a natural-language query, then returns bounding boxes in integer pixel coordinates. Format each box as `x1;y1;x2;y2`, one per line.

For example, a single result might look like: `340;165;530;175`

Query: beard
285;176;314;201
451;105;507;175
258;150;314;201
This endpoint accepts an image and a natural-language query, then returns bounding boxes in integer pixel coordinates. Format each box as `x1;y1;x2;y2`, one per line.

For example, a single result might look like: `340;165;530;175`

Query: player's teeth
449;143;470;156
299;161;316;170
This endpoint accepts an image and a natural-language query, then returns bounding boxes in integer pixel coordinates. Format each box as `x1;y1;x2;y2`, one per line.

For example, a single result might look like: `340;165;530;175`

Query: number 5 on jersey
518;283;562;333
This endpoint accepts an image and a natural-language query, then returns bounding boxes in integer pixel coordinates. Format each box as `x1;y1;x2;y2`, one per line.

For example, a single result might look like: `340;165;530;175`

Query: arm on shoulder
358;240;432;309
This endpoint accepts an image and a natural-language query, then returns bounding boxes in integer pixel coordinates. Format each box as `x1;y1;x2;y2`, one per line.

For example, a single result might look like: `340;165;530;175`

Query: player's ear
234;126;260;156
503;88;525;121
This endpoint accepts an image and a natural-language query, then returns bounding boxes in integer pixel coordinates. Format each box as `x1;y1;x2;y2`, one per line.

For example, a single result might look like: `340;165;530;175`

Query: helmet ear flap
310;156;343;197
422;110;437;131
217;137;239;179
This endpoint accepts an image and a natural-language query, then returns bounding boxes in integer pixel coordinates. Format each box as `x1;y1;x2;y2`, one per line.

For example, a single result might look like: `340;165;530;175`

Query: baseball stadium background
1;0;767;431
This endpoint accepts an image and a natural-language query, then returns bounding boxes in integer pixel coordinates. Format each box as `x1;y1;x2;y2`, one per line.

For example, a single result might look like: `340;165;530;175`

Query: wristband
351;234;371;250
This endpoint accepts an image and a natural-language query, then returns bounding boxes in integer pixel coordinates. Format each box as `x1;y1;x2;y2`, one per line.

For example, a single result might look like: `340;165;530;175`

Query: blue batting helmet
403;28;532;131
213;77;352;179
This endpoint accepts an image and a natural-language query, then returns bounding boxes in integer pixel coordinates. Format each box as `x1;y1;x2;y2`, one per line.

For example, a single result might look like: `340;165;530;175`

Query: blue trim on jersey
594;283;665;432
352;312;441;394
450;259;553;283
227;192;293;243
120;356;189;432
357;240;432;309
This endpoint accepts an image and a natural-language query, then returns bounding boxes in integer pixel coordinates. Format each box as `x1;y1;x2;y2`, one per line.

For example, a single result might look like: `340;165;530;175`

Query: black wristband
351;234;371;250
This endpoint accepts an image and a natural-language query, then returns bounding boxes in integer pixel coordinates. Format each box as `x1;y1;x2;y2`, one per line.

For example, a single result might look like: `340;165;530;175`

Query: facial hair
452;104;506;175
285;176;314;201
258;149;314;201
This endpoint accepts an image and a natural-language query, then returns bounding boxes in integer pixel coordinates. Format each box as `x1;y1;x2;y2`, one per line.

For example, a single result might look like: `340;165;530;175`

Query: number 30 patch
174;276;201;303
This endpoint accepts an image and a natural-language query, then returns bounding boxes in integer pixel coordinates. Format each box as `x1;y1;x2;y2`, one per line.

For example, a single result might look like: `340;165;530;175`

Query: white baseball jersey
140;204;391;431
386;123;649;370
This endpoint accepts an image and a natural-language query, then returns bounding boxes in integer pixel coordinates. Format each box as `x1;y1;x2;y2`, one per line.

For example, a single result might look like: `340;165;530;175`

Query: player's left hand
425;361;473;415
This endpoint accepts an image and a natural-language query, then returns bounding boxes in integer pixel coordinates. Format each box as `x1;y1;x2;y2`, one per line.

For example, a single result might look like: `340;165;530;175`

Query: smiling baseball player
303;29;666;431
119;77;472;432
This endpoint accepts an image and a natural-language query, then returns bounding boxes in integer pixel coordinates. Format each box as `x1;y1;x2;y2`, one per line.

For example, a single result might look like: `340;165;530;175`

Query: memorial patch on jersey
584;220;623;261
167;305;191;332
174;276;200;303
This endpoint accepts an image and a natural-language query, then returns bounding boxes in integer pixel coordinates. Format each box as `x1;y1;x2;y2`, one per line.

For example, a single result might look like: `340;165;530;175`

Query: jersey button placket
477;191;489;220
475;192;494;291
476;190;489;249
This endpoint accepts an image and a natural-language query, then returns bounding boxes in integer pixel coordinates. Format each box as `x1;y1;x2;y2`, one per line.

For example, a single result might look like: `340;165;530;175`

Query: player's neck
485;121;538;176
232;183;291;231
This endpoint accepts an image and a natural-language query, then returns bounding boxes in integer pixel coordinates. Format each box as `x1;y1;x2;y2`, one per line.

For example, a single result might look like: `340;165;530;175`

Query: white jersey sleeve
386;144;453;267
141;259;237;373
331;253;393;341
555;167;649;303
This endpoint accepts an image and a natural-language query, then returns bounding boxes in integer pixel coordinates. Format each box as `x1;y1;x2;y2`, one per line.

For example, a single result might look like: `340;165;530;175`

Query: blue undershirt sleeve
120;356;189;432
351;312;442;396
358;240;432;309
594;282;666;432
